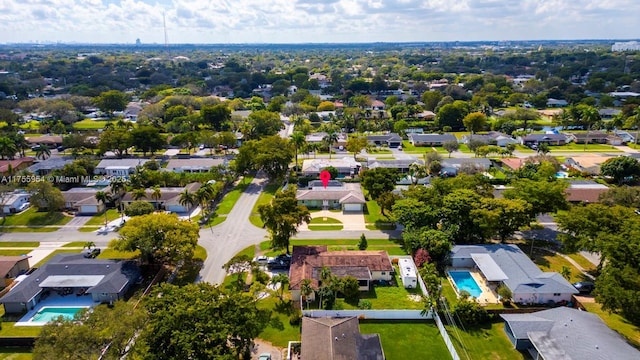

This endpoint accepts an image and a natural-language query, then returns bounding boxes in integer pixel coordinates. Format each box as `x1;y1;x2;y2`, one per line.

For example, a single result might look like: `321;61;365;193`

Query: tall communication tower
163;12;168;47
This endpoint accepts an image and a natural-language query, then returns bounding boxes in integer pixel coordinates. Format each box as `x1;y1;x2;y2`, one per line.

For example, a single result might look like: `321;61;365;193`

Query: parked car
258;353;271;360
82;248;101;259
573;281;595;294
253;256;271;266
18;202;30;212
274;254;291;263
267;259;289;270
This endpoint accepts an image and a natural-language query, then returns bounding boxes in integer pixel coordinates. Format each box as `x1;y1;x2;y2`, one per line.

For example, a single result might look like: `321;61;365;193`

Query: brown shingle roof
0;256;30;278
289;246;392;290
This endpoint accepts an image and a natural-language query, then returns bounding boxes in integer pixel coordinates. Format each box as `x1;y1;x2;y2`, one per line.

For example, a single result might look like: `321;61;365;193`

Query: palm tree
109;180;127;221
151;186;162;210
300;279;313;310
132;188;147;201
179;189;196;220
627;106;640;146
94;191;111;228
290;131;306;171
34;144;51;160
323;130;339;159
195;184;216;215
83;241;95;251
408;162;426;185
0;137;17;160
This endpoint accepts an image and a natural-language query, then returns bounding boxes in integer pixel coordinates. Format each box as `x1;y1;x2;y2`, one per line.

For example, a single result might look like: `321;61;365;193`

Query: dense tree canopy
258;186;310;254
112;213;199;264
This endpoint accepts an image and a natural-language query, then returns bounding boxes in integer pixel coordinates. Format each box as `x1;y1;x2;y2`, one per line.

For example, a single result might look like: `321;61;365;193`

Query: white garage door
343;203;362;212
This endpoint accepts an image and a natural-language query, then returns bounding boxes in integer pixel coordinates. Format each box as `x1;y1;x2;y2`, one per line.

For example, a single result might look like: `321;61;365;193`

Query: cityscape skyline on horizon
1;0;640;45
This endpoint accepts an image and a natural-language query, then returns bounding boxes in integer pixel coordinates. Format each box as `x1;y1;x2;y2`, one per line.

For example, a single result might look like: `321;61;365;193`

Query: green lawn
235;244;257;260
0;242;39;248
62;242;87;248
445;322;526;360
364;201;396;230
97;248;140;259
309;217;342;225
72;119;109;130
523;245;589;283
359;320;451;360
0;208;72;227
215;176;255;215
193;245;207;261
82;209;121;227
548;143;622;152
0;349;32;360
257;297;301;347
249;183;280;228
582;302;640;348
0;307;42;338
0;250;32;256
308;225;344;231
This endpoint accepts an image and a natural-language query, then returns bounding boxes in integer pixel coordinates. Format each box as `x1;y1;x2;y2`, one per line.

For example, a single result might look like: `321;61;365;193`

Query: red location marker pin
319;170;331;188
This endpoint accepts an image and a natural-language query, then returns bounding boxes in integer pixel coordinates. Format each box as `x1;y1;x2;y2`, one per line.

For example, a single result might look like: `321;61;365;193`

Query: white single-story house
62;187;110;215
408;133;457;147
461;132;518;147
301;158;361;177
0;253;140;314
451;244;578;305
501;307;639;359
165;158;226;173
94;159;150;177
289;246;393;301
1;191;30;214
296;180;366;212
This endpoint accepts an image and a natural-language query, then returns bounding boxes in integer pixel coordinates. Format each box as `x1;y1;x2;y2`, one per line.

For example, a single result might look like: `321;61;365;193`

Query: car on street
573;281;595;294
82;248;101;258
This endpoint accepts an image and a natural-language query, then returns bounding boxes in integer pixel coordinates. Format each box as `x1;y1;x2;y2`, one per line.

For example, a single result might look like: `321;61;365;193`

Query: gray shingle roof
501;307;640;360
0;254;139;303
409;133;457;143
301;317;384;360
451;244;578;296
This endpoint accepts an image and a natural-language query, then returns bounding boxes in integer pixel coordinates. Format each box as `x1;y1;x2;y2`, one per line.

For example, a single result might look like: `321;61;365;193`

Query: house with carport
301;158;361;178
121;182;201;214
450;244;578;305
0;253;140;314
408;133;457;147
94;159;149;177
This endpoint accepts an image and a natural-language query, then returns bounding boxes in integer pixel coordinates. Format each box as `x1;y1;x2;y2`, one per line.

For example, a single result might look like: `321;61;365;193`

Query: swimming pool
29;306;88;324
448;271;483;298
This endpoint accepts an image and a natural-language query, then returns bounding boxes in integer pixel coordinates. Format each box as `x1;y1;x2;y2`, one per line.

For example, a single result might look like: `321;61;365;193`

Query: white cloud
0;0;638;44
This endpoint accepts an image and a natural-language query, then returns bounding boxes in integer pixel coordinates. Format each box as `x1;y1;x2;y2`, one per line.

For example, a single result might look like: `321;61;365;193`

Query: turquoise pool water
449;271;483;298
30;307;87;323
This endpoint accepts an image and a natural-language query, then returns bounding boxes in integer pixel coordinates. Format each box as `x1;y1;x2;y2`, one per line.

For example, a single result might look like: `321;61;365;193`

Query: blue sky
1;0;639;44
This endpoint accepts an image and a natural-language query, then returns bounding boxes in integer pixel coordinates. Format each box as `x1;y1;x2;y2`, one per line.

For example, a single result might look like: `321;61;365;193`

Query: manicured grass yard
308;225;344;231
308;216;344;230
364;200;396;230
0;307;43;338
261;239;406;257
79;209;121;232
97;248;140;259
445;322;526;360
249;183;280;228
257;297;301;347
0;242;39;248
523;245;589;283
0;349;32;360
549;143;622;152
216;176;254;215
72;118;109;130
0;208;72;228
0;250;32;256
309;217;342;224
359;320;451;360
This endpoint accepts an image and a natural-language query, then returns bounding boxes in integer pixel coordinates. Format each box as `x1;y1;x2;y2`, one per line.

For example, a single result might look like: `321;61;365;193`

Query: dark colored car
573;281;595;294
267;259;290;270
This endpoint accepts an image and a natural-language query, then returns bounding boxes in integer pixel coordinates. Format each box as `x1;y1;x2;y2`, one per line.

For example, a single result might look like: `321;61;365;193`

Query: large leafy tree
243;110;283;140
200;103;231;131
462;111;487;136
440;189;484;244
403;228;452;266
33;301;146;360
94;90;128;117
600;156;640;185
130;126;166;156
98;128;131;158
503;178;568;217
28;181;64;213
111;213;199;265
258;186;310;254
361;168;399;200
346;135;368;160
238;136;294;182
392;197;439;230
138;283;270;360
557;204;640;325
472;197;532;242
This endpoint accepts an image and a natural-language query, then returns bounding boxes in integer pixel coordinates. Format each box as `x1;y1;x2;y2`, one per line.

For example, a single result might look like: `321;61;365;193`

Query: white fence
433;311;461;360
302;309;432;319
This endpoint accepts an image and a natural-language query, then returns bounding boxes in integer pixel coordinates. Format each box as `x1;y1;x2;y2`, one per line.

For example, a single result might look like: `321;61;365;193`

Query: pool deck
15;292;97;326
448;268;500;305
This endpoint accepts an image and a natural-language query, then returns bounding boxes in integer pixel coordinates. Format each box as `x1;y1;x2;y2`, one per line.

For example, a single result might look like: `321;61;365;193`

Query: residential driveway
57;215;93;231
252;339;285;360
299;210;367;231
